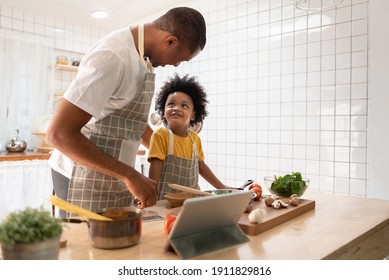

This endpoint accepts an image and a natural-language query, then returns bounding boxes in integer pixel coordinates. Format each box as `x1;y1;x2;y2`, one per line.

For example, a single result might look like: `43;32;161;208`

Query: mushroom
265;196;274;207
272;199;282;209
272;199;289;209
290;196;300;206
279;200;289;207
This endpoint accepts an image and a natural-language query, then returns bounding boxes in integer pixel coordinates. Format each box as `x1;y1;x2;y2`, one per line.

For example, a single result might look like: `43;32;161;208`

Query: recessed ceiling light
92;10;108;19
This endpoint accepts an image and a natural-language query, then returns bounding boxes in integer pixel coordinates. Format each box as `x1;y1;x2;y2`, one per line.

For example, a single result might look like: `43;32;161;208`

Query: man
47;7;206;217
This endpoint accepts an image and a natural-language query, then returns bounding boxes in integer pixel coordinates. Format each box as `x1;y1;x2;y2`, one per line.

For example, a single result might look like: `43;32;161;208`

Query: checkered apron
67;25;155;216
157;129;200;200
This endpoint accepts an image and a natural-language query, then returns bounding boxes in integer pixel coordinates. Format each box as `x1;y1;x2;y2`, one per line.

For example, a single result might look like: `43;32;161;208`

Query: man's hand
123;171;158;208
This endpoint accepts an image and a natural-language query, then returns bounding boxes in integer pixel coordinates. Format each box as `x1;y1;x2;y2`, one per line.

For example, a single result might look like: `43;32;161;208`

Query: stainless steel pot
64;207;143;249
204;180;256;211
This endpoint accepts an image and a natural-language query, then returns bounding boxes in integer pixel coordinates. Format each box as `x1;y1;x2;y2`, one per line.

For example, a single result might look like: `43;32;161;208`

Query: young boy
148;74;232;200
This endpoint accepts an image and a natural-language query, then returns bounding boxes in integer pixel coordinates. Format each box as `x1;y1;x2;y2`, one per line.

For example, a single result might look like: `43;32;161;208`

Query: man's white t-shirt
49;26;148;178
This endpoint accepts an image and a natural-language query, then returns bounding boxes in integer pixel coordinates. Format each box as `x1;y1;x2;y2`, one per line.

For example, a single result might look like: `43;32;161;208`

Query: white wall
155;0;377;198
367;0;389;199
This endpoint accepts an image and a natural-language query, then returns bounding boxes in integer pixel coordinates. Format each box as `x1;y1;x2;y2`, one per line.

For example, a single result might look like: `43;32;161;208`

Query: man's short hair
153;7;206;53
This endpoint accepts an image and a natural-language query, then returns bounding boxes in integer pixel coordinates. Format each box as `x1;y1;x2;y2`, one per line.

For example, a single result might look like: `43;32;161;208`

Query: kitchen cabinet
18;191;388;260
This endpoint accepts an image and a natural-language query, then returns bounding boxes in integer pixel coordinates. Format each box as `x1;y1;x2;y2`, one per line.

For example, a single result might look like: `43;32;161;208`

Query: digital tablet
165;190;253;257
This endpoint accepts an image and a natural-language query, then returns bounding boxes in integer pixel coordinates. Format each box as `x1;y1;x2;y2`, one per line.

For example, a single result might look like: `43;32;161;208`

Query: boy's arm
148;158;163;185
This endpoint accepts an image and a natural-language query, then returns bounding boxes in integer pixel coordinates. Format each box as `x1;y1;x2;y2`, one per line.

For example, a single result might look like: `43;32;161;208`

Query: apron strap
168;129;175;155
167;129;197;158
187;131;197;158
138;24;153;73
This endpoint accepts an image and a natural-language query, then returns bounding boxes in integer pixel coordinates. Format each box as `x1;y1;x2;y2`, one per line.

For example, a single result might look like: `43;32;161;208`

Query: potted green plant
0;207;63;260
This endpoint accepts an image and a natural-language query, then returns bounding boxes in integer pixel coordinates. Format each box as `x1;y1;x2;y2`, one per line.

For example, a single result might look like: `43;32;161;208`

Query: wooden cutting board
238;198;315;236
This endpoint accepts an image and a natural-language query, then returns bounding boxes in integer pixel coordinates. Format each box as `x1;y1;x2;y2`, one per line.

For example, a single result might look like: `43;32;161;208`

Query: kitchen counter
0;150;146;162
0;151;51;161
2;191;389;260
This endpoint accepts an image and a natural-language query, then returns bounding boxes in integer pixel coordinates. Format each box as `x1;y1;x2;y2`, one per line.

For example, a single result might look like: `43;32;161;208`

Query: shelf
0;151;51;162
54;63;78;72
54;91;64;101
54;91;64;97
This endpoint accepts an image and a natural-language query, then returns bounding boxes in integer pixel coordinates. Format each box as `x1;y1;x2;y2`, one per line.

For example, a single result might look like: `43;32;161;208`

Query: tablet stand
168;224;249;259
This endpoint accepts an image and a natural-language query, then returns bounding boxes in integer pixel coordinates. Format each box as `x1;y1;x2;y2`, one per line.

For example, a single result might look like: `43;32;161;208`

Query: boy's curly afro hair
156;73;208;127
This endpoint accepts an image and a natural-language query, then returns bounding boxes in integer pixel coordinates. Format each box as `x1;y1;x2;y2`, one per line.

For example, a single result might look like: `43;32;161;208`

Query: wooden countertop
47;191;389;260
0;151;51;162
0;150;146;162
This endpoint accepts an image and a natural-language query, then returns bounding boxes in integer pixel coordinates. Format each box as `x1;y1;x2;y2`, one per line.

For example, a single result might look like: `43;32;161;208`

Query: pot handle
61;218;89;226
236;179;254;190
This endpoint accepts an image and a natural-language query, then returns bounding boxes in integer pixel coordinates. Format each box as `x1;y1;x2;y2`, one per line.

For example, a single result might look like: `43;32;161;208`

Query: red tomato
251;186;262;201
164;214;177;234
249;183;261;190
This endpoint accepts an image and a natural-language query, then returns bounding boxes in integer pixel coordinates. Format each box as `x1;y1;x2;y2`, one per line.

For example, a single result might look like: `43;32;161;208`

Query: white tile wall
0;0;372;198
155;0;369;196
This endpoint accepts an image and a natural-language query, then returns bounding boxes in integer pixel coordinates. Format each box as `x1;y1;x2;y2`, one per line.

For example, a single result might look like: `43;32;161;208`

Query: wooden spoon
50;195;112;221
168;184;215;196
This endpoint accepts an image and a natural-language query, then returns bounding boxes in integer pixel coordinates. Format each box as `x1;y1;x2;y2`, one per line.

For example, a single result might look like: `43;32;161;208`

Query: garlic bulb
248;208;266;223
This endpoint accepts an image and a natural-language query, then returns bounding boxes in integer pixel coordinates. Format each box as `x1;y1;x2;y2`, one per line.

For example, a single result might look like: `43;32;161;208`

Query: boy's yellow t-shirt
148;128;205;162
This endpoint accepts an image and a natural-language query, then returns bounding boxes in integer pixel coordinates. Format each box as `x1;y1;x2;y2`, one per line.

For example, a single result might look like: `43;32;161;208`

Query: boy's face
164;91;195;133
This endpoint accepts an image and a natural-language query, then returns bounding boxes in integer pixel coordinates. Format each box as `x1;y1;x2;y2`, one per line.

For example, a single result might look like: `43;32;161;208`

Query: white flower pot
1;235;60;260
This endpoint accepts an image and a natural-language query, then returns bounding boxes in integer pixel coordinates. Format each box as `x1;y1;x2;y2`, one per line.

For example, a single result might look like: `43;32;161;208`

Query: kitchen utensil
189;121;203;133
236;179;254;190
205;189;256;211
71;57;80;66
150;111;162;126
165;181;256;207
149;101;162;126
89;207;142;249
238;199;315;236
168;183;215;196
49;195;112;221
205;189;241;195
62;207;143;249
5;129;27;153
164;192;196;207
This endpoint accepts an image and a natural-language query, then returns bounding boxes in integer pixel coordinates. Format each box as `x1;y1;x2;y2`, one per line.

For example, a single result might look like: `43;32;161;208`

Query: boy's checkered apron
67;25;155;216
157;129;200;200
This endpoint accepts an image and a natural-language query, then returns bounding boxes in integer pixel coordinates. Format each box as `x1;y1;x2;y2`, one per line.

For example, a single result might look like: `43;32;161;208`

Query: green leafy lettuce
270;172;307;197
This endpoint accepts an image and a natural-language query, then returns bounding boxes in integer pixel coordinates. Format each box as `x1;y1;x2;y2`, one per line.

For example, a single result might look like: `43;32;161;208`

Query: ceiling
0;0;192;31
